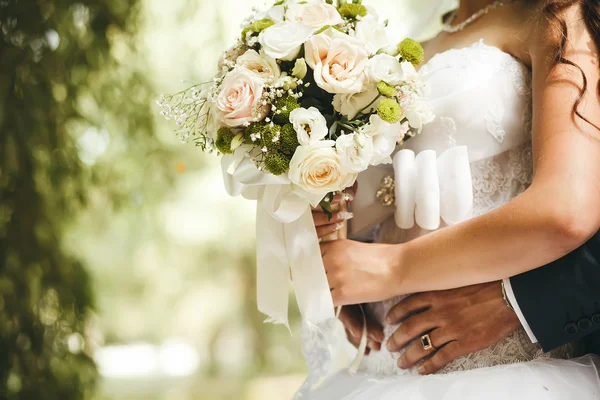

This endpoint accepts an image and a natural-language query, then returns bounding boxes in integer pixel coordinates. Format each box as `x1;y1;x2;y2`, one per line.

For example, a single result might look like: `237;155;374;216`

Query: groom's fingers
339;307;383;353
417;341;463;375
385;293;432;325
396;329;453;370
386;311;439;352
339;306;364;339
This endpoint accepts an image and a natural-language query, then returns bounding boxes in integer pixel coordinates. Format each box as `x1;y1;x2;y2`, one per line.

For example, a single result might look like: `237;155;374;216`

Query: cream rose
336;133;374;173
259;22;314;61
305;28;369;94
354;14;390;55
215;68;268;127
333;83;380;119
285;1;343;30
365;54;404;85
359;114;404;165
289;107;331;146
236;49;281;82
289;144;358;195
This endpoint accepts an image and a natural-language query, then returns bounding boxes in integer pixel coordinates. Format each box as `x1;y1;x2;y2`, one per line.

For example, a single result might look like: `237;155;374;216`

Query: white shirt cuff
503;278;539;343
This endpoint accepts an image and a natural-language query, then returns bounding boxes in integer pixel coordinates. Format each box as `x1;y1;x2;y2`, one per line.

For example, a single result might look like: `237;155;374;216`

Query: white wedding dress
296;40;600;399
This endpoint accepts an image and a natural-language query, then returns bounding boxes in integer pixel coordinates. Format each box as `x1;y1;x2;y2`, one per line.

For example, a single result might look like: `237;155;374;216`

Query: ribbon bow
221;147;335;329
393;146;473;230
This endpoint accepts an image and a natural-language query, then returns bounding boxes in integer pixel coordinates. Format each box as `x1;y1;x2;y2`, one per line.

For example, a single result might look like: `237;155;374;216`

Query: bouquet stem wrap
222;148;335;328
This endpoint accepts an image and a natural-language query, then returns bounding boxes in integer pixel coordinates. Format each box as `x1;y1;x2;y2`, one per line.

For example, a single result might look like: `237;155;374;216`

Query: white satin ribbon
393;146;473;230
222;147;335;328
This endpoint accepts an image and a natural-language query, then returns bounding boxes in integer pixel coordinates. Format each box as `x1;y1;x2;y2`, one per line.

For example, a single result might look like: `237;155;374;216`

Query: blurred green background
0;1;443;399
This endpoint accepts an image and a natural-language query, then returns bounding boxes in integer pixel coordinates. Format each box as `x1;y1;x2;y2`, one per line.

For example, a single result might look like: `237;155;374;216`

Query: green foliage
398;38;425;66
264;153;290;176
216;127;237;154
377;99;402;123
244;123;264;145
280;124;300;155
272;96;300;125
0;0;156;398
241;18;275;41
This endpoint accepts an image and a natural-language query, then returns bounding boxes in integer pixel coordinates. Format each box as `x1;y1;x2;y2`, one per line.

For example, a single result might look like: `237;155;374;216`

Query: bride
304;0;600;398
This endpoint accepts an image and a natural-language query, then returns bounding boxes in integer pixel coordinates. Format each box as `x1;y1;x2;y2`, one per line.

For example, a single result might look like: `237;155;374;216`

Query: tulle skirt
306;355;600;400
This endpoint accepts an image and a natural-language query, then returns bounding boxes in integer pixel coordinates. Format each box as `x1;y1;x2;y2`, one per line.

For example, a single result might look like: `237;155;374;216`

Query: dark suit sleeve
509;233;600;352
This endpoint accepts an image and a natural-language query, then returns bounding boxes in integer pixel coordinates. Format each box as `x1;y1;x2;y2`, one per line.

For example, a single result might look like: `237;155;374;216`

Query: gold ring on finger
420;334;437;351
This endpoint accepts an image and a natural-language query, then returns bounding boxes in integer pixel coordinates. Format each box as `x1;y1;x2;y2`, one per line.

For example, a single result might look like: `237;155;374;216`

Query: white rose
285;1;343;30
253;5;286;24
305;28;369;94
359;114;403;165
236;49;281;82
400;60;420;83
336;133;374;173
289;107;332;146
365;54;404;85
259;22;314;61
289;145;358;196
353;15;390;55
215;68;268;127
333;83;380;119
404;98;435;133
292;58;308;79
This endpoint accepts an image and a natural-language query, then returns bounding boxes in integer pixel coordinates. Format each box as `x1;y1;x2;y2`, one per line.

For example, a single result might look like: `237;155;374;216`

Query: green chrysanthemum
260;123;283;152
264;152;290;176
241;18;275;40
377;81;397;97
215;127;237;154
280;123;300;155
243;123;264;145
377;99;402;124
397;38;424;66
338;3;368;19
272;96;300;125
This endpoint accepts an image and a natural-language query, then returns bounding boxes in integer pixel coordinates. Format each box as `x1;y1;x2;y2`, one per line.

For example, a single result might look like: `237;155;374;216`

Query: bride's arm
322;11;600;305
398;14;600;292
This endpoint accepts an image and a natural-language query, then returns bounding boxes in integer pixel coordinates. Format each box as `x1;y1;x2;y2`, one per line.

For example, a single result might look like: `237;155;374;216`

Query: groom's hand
338;305;385;354
385;282;521;375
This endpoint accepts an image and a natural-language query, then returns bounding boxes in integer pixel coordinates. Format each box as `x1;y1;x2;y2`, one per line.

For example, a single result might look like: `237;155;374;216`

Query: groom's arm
509;232;600;352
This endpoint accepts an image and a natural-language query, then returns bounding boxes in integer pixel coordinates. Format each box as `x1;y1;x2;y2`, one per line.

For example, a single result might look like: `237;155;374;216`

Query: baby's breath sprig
157;82;217;151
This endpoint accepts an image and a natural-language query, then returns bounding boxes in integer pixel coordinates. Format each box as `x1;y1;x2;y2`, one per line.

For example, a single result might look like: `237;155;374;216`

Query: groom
341;233;600;373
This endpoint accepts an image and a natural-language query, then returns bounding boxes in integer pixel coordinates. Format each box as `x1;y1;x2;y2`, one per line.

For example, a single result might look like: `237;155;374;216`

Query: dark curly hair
543;0;600;129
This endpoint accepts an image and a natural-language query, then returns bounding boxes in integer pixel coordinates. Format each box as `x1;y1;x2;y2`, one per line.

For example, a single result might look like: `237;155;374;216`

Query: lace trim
485;101;506;143
471;142;533;216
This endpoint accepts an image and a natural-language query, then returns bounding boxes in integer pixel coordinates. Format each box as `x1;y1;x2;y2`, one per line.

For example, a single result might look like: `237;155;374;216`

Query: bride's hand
320;239;403;306
312;183;357;239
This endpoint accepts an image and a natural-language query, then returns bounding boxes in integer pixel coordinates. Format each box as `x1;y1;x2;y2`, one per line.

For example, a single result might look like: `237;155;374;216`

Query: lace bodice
297;41;574;391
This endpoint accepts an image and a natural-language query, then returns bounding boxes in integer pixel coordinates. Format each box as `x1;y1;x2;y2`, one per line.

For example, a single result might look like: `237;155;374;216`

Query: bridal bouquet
158;0;433;329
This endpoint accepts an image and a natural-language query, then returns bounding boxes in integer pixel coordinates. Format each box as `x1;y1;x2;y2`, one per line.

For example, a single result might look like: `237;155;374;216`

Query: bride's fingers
386;293;433;325
312;210;354;227
386;312;439;352
311;184;358;211
396;329;451;370
417;341;463;375
316;222;345;238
